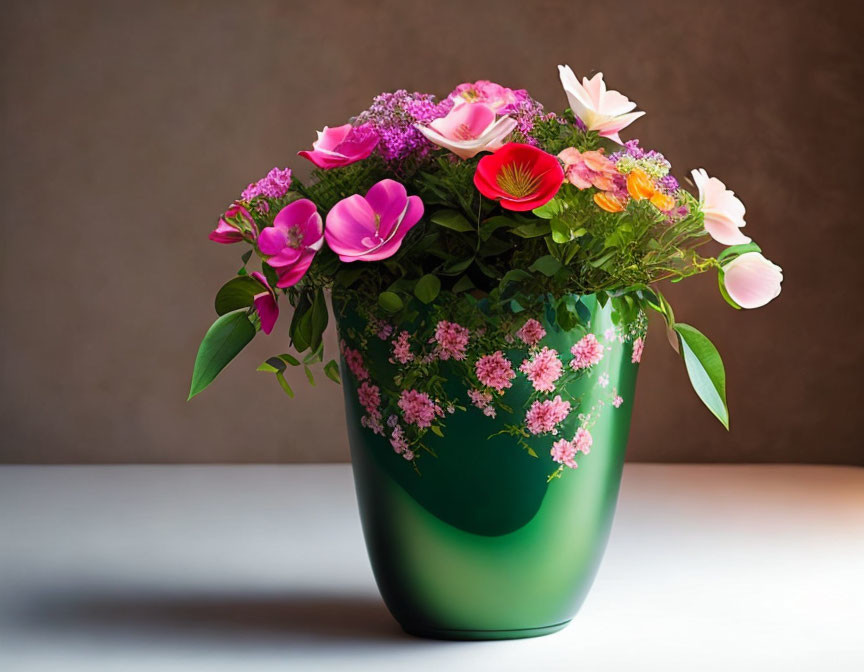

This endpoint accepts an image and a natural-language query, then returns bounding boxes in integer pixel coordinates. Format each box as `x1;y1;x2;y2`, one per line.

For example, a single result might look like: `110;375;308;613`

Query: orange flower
626;168;654;201
649;191;675;212
593;192;626;213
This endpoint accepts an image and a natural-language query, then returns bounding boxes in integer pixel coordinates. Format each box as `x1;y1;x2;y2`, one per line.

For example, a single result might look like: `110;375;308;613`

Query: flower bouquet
190;66;782;639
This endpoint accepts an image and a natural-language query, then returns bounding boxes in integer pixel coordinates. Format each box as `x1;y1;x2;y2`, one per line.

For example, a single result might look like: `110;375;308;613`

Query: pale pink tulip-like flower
722;252;783;308
691;168;751;245
325;179;423;262
558;66;645;143
258;199;323;288
298;124;378;169
416;102;517;159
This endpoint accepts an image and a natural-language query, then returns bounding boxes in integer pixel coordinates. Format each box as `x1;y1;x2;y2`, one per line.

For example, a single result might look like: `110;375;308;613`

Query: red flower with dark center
473;143;564;211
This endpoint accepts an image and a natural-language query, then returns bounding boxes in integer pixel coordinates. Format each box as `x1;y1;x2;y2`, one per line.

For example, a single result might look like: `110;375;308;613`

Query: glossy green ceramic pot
336;294;640;640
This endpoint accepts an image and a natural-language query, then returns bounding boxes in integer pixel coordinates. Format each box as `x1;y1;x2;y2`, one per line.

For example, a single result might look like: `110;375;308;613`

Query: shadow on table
15;589;417;646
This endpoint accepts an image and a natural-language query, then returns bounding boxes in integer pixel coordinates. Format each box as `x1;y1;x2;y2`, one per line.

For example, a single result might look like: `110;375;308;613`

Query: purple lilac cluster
241;166;293;201
354;90;454;164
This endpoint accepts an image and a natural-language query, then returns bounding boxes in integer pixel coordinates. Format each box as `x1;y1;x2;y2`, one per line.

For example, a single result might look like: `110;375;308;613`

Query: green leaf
214;276;265;316
673;323;729;429
499;269;532;290
414;274;441;304
510;221;551;238
324;359;341;384
431;209;474;232
529;255;563;276
309;288;329;352
717;270;742;309
378;291;403;313
278;353;301;366
441;257;473;275
451;275;475;293
717;242;762;264
479;216;515;240
550;217;571;244
240;249;253;265
257;359;282;373
429;425;444;438
275;371;295;398
303;365;316;386
574;298;592;324
188;310;256;399
532;198;564;219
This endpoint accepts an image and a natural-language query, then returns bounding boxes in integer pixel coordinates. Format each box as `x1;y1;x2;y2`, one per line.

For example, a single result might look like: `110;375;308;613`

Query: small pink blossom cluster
398;389;443;428
357;382;381;417
467;388;496;418
341;340;369;380
525;395;572;435
631;337;644;364
570;334;604;371
241;166;293;201
360;414;383;435
475;351;516;392
432;320;470;360
515;318;546;347
550;427;593;469
519;347;563;393
389;425;413;460
391;331;414;364
369;317;394;340
612;392;624;408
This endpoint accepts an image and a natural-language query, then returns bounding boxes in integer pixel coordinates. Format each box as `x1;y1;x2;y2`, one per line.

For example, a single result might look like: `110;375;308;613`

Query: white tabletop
1;464;862;672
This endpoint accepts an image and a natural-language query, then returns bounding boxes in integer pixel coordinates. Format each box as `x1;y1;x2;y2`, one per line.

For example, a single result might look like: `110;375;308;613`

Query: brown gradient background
1;0;862;464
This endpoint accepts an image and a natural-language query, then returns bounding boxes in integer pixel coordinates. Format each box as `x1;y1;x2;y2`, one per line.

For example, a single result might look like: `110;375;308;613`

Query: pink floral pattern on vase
525;396;572;435
432;321;470;360
570;333;604;370
398;389;443;428
475;351;516;392
516;318;546;347
519;347;563;393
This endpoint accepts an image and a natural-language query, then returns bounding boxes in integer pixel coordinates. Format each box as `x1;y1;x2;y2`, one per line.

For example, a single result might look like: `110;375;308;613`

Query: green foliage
188;309;256;399
673;324;729;429
214;276;265;315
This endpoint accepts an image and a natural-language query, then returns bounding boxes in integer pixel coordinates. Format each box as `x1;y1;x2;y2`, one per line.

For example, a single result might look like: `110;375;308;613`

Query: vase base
402;620;571;641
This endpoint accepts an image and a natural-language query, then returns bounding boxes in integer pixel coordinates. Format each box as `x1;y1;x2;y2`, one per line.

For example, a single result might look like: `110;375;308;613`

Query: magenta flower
516;318;546;347
433;321;470;360
570;334;604;370
298;124;378;169
248;271;278;335
209;203;258;244
519;347;563;393
258;199;323;288
475;351;516;393
241;167;293;201
525;396;571;435
398;389;442;428
324;179;423;262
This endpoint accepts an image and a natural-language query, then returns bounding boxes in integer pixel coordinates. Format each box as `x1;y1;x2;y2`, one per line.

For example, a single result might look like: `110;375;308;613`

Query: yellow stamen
497;163;542;198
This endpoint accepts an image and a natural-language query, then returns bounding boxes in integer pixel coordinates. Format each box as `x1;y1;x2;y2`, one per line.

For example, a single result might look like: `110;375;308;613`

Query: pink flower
248;271;278;335
361;414;384;435
475;351;516;393
390;425;408;454
209;202;258;244
570;334;604;370
690;168;750;245
398;389;441;428
519;347;563;393
631;337;644;364
325;179;424;262
516;318;546;347
525;395;572;435
241;167;293;201
482;406;497;418
357;382;381;417
391;331;414;364
403;449;415;461
721;252;783;309
449;81;523;113
340;341;369;381
258;199;323;288
612;394;624;408
573;427;593;455
558;148;621;191
551;438;579;469
298;124;378;169
467;388;495;417
416;102;516;159
598;372;610;388
558;67;645;143
433;321;470;360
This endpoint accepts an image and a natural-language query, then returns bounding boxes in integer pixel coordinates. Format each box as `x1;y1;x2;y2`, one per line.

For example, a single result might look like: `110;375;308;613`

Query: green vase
335;294;640;640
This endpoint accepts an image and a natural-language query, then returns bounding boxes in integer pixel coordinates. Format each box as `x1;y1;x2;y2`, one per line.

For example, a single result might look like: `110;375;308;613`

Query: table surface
1;464;862;672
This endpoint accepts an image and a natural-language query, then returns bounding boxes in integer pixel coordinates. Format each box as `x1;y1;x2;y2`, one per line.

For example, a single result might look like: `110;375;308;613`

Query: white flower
722;252;783;309
691;168;751;245
558;66;645;143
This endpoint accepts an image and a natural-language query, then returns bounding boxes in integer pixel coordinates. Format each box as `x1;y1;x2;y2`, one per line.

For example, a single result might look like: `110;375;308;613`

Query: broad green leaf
431;209;474;232
309;288;329;352
510;221;551;238
452;275;475;293
499;269;532;290
324;359;341;384
550;218;570;244
673;323;729;429
429;425;444;438
532;198;564;219
479;216;515;240
442;257;473;275
278;353;301;366
188;309;255;399
214;276;264;316
378;291;403;313
574;298;592;324
414;274;441;304
529;255;563;276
